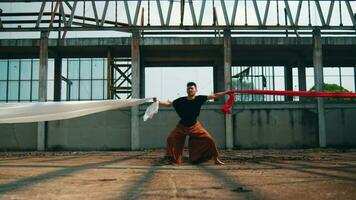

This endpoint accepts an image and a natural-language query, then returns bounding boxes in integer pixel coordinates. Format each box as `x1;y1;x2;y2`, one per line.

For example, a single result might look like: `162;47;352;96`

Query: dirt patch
0;149;355;200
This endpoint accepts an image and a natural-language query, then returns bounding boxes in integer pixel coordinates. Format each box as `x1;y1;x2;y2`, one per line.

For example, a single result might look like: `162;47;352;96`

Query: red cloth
222;90;356;114
221;92;236;114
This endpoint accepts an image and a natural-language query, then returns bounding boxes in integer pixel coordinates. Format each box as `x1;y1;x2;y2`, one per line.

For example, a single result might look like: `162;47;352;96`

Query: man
154;82;227;165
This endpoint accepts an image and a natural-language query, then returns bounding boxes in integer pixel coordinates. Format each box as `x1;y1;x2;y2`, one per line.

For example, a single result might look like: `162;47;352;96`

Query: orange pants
166;121;219;164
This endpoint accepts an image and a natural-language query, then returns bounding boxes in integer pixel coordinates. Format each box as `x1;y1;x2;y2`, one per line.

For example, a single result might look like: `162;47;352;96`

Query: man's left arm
207;91;229;100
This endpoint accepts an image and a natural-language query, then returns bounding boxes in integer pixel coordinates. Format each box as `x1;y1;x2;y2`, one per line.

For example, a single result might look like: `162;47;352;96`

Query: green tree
309;83;353;102
309;83;350;92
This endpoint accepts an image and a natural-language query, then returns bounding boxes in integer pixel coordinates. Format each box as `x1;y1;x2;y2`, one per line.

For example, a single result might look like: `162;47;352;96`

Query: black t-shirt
173;95;208;127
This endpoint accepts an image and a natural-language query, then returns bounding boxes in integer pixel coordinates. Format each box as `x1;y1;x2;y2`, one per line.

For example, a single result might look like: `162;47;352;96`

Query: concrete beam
224;30;233;149
1;37;356;48
131;32;141;150
0;37;356;67
37;31;48;151
313;29;326;148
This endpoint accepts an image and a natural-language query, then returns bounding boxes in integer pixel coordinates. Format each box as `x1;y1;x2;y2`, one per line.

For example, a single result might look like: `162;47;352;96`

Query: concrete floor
0;149;355;200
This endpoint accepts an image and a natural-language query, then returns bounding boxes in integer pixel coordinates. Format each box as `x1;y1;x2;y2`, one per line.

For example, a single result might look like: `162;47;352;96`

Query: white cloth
143;101;159;122
0;98;157;124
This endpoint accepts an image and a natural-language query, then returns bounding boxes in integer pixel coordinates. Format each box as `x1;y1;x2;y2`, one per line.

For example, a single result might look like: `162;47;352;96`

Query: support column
131;31;140;150
224;30;233;149
354;67;356;92
54;56;62;101
38;31;48;151
140;52;145;98
298;59;307;101
107;49;112;99
313;29;326;148
298;62;307;91
284;66;293;101
213;57;225;102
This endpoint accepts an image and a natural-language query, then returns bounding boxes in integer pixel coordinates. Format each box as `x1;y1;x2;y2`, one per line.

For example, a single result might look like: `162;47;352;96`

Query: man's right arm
159;101;173;107
153;97;173;107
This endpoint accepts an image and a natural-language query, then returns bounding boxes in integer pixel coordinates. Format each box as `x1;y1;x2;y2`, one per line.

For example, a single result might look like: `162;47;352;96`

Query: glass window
68;59;80;79
70;80;79;100
341;68;355;92
9;60;20;80
103;80;107;99
80;80;91;100
20;81;31;100
32;81;39;101
20;60;32;80
92;59;104;79
103;59;107;78
48;60;55;80
306;67;315;90
324;76;340;86
0;81;6;101
92;80;103;99
274;77;285;90
80;59;92;79
292;68;299;91
341;77;355;92
8;81;19;101
274;66;285;76
62;59;68;77
47;80;54;100
306;77;315;91
341;67;354;75
0;61;7;80
324;67;339;76
61;81;67;100
32;60;39;80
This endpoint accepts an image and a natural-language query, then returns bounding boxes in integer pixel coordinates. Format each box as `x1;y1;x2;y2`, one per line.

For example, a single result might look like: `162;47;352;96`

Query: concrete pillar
298;63;307;91
298;60;307;101
213;63;219;94
354;67;356;92
37;31;48;151
284;66;293;101
140;52;145;98
107;50;112;99
54;56;62;101
313;29;326;148
213;57;225;102
224;30;233;149
131;31;140;150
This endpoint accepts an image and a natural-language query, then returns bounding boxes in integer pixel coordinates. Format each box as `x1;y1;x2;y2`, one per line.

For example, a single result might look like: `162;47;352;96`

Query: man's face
186;85;197;97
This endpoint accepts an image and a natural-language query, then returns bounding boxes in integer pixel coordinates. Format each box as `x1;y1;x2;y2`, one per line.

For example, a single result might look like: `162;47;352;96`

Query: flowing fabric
222;90;356;114
0;98;156;124
143;101;159;122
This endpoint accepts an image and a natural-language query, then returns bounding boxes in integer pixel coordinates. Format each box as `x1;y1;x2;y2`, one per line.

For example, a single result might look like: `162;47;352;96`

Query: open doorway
145;67;214;101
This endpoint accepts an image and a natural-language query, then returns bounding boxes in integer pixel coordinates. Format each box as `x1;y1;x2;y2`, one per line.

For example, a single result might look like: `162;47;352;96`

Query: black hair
187;82;197;88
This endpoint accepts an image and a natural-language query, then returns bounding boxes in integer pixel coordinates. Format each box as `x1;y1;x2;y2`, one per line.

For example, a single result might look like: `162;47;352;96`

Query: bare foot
214;157;225;165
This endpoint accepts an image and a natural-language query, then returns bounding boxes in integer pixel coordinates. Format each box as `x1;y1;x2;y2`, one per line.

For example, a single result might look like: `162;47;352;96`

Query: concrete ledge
0;104;355;150
1;37;355;48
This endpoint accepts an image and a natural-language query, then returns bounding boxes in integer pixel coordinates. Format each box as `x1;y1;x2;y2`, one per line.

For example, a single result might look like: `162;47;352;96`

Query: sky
0;1;355;101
